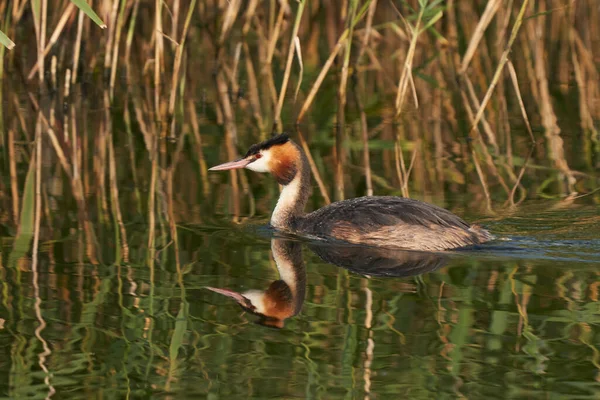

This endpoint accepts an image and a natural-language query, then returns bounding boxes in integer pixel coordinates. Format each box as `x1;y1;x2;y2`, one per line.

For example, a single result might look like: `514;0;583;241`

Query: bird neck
270;143;311;230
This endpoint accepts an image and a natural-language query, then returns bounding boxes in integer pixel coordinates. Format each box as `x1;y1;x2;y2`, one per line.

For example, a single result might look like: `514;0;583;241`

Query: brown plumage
210;133;493;251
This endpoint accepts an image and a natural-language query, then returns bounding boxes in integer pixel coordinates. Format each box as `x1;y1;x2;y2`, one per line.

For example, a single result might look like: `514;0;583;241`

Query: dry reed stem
394;141;405;197
394;133;417;199
392;4;422;118
506;60;534;206
36;0;47;83
67;69;80;182
154;0;164;124
463;76;499;153
32;113;56;399
274;0;305;130
27;2;76;80
292;37;304;104
243;43;265;133
215;72;241;220
166;132;188;276
570;29;597;137
296;129;331;204
362;279;374;399
187;100;210;198
227;48;242;96
468;0;529;135
242;0;259;35
219;0;242;45
266;1;287;65
131;95;154;153
8;128;19;223
72;10;84;84
405;145;418;197
471;148;493;212
11;94;31;142
94;115;109;222
459;0;500;74
12;0;27;21
109;0;129;100
123;106;143;211
529;1;575;192
294;0;367;123
356;0;377;63
432;64;445;195
334;0;359;201
296;34;345;123
125;0;141;86
104;0;120;72
171;0;180;43
147;135;158;265
572;32;600;122
454;87;495;199
105;89;129;263
28;93;99;263
352;78;373;196
168;0;197;133
507;61;534;142
509;145;534;207
166;170;181;282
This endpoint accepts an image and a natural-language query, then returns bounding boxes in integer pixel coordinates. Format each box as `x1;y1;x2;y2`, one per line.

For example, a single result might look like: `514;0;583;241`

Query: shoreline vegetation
0;0;598;264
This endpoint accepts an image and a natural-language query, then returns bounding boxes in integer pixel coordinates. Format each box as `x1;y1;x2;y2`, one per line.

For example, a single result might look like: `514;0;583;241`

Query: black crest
244;133;290;157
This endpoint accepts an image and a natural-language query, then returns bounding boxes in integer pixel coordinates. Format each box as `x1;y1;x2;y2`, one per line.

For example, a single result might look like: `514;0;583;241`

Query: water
1;200;599;399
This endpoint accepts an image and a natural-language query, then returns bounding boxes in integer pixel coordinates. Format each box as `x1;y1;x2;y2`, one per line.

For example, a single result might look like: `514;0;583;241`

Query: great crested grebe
209;133;493;251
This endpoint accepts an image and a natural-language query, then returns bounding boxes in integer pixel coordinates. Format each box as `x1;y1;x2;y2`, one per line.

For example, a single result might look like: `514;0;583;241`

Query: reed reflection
206;239;447;328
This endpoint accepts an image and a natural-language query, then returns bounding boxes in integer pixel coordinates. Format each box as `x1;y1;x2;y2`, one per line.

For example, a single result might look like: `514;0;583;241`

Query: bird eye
255;153;262;159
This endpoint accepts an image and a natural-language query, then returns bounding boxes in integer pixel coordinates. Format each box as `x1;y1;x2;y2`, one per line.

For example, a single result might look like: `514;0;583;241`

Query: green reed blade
8;158;35;267
0;29;15;49
31;0;41;32
69;0;106;29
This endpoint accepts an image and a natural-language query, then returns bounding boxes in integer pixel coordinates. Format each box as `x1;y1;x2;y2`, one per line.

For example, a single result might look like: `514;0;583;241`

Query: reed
0;0;598;267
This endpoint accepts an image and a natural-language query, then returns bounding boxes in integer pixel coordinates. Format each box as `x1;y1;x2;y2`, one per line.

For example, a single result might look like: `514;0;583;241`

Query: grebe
209;133;493;251
206;239;305;328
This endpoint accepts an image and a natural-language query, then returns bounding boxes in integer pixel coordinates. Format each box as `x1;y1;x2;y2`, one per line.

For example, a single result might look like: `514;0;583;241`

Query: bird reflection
206;239;306;328
206;239;447;328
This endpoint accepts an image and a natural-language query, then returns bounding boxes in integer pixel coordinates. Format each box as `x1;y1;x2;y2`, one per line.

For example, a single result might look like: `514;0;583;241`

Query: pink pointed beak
208;158;252;171
205;286;248;304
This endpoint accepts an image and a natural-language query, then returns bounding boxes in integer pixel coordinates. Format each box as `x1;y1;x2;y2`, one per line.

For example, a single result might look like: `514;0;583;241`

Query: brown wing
297;196;489;250
299;196;470;233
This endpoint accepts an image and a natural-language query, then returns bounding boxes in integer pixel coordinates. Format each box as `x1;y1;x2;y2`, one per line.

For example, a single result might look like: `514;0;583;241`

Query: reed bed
0;0;598;260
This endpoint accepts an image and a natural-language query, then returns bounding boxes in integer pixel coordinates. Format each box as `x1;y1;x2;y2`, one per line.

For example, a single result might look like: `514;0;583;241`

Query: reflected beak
208;158;252;171
205;286;248;305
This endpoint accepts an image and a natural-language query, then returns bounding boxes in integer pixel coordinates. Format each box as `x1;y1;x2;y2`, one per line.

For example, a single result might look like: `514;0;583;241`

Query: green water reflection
1;204;599;399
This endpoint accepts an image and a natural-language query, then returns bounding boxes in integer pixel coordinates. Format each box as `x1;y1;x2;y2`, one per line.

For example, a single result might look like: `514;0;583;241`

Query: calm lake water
1;196;599;398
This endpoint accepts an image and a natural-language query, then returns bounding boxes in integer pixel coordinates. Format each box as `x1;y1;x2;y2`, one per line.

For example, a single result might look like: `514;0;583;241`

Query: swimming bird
209;133;493;251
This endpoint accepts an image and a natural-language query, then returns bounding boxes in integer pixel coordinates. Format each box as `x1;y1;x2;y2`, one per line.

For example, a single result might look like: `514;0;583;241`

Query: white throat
271;176;301;229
